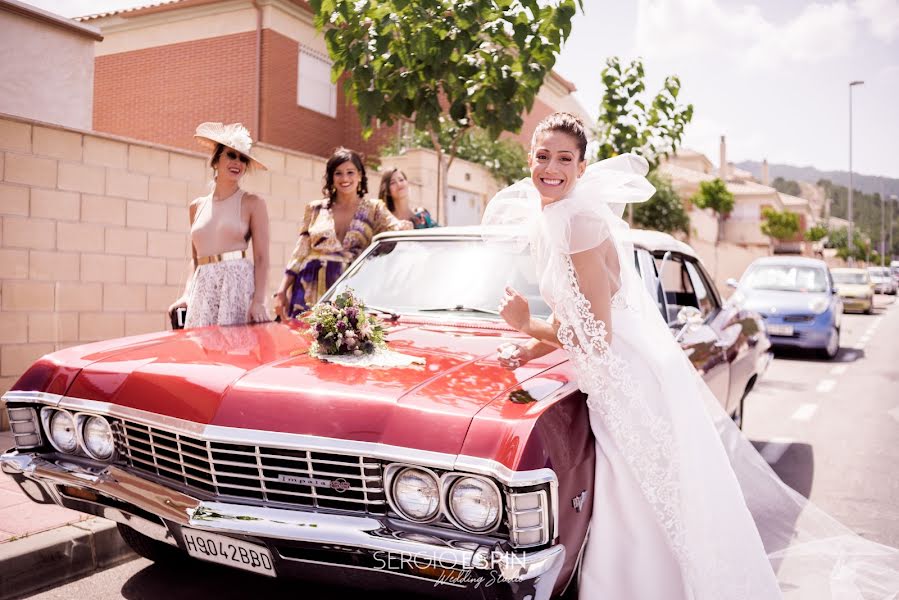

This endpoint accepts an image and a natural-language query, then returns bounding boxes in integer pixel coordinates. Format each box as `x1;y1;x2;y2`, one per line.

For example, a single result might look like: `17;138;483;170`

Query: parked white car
867;266;898;295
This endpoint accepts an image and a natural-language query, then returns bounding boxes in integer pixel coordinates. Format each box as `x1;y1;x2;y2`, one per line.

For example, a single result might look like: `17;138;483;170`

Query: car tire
819;326;840;360
117;523;180;563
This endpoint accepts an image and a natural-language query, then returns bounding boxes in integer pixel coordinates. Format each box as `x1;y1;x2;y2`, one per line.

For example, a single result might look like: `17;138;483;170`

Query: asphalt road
744;293;899;548
22;295;899;599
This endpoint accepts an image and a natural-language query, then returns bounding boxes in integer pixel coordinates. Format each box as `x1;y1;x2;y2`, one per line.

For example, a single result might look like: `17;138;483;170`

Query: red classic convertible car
1;227;770;599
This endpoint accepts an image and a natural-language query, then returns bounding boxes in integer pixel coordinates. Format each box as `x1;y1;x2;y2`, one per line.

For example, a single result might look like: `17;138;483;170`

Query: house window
298;48;337;117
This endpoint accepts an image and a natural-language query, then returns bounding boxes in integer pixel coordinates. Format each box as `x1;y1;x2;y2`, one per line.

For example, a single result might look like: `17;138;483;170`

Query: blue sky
23;0;899;178
555;0;899;179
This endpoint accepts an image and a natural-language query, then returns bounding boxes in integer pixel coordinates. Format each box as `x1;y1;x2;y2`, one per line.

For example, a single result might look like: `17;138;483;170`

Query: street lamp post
891;194;898;263
848;80;864;264
882;190;886;267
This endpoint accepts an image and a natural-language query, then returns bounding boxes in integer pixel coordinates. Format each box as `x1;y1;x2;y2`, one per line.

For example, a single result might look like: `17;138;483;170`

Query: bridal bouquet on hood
305;289;385;356
305;289;423;368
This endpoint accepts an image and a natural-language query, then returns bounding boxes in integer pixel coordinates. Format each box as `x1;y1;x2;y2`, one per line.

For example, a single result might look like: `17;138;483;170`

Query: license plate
182;529;276;577
766;324;793;337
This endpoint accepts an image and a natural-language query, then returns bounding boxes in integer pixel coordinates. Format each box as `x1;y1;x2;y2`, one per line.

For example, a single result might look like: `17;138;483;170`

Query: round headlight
808;298;828;314
391;468;440;521
82;416;115;460
49;411;78;453
448;477;501;532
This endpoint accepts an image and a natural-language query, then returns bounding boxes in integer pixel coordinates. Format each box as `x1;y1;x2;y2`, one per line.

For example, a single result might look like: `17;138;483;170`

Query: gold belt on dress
195;250;247;266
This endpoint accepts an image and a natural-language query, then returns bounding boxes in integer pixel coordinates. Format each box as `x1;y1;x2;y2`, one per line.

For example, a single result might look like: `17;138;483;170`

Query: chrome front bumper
1;449;566;598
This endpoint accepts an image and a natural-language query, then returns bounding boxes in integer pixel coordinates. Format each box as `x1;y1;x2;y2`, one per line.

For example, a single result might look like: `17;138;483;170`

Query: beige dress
184;190;254;328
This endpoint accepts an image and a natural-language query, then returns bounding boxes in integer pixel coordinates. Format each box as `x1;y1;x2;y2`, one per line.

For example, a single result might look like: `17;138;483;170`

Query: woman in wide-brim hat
168;122;271;328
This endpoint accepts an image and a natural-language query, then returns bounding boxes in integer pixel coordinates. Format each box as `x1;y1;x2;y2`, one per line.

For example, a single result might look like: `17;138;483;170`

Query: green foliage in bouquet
305;290;385;356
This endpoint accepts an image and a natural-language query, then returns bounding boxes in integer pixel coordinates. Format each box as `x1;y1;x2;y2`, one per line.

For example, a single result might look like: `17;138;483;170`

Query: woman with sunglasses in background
168;122;271;328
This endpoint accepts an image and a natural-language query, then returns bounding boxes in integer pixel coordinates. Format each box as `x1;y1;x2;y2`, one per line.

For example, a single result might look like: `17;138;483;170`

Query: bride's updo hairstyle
531;112;588;161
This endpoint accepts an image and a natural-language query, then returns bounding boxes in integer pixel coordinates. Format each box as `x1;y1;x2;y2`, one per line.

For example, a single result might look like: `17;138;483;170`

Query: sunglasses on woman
226;150;250;164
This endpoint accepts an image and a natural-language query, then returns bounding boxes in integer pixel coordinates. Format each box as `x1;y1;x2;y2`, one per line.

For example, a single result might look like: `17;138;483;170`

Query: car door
652;251;731;409
683;258;750;415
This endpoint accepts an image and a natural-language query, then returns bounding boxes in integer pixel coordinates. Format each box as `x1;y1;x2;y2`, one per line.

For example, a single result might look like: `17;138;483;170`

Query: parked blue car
727;257;843;359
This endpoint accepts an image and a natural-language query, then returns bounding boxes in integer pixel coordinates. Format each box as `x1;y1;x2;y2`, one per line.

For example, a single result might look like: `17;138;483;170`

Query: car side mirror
726;278;739;289
832;287;838;295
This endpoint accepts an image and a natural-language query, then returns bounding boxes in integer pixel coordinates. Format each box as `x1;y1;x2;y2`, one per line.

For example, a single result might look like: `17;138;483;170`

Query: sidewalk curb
0;518;136;600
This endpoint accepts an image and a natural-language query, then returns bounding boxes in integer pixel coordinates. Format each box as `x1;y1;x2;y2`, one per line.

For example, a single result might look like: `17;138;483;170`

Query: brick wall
94;32;258;149
94;29;405;164
0;113;329;430
258;30;401;162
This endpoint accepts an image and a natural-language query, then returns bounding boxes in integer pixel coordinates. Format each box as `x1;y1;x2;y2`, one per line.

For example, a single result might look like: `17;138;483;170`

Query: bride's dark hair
531;112;588;161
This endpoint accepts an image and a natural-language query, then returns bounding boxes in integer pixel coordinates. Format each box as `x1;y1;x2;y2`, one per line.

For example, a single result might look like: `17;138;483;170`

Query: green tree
805;224;828;242
595;57;694;169
633;171;689;234
760;208;800;247
691;178;734;243
310;0;581;222
691;178;734;274
826;227;869;261
382;127;528;185
772;177;801;197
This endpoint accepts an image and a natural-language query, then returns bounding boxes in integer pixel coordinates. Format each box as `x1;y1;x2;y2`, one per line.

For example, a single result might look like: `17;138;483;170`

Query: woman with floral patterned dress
378;168;438;229
272;148;411;320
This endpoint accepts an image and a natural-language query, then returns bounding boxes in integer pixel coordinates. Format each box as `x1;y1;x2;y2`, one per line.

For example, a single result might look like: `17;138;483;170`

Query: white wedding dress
483;155;899;599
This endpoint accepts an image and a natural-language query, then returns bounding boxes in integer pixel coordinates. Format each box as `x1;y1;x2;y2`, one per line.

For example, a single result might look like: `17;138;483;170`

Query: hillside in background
734;161;899;257
736;161;899;199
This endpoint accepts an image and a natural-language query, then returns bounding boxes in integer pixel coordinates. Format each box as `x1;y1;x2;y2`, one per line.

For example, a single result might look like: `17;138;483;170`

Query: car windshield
832;271;868;284
867;268;888;278
326;238;551;319
742;264;828;293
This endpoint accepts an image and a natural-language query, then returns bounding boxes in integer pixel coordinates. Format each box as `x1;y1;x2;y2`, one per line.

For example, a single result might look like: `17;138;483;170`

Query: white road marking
816;379;837;393
760;437;794;465
830;365;848;376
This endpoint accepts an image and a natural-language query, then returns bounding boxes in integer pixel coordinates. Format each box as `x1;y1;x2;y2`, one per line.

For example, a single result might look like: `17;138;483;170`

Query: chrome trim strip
33;395;557;488
3;390;64;406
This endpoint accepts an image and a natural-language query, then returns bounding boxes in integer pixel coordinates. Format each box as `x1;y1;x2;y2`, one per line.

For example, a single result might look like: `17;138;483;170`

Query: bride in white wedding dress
484;112;899;599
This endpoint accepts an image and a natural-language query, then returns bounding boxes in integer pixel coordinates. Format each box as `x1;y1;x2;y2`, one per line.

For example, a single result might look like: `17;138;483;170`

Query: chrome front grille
115;421;386;514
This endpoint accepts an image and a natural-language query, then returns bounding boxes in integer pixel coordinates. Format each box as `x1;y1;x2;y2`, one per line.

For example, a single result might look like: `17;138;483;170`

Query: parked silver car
867;266;897;295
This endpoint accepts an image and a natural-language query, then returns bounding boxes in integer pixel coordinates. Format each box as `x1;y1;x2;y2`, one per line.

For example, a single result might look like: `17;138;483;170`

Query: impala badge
572;490;588;512
330;478;350;493
278;474;351;493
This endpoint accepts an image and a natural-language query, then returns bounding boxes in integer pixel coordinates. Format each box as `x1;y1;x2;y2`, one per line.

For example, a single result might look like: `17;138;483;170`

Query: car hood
736;289;827;315
835;284;871;296
60;321;567;457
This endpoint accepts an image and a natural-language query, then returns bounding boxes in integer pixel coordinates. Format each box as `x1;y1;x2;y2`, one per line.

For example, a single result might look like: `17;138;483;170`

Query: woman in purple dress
273;148;410;320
